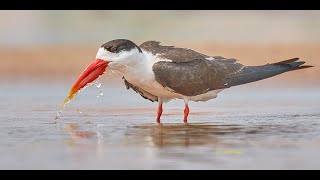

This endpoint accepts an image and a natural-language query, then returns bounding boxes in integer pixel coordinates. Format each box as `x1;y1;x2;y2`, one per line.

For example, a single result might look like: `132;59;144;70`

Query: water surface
0;81;319;169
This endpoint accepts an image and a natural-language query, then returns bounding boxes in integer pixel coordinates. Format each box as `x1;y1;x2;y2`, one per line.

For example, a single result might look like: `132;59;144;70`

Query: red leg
156;99;163;123
184;104;189;123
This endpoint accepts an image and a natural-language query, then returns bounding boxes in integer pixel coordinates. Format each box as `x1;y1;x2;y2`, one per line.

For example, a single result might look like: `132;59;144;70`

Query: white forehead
96;47;140;61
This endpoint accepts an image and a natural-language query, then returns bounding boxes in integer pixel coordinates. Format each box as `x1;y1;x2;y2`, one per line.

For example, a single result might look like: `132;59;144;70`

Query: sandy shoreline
0;43;318;86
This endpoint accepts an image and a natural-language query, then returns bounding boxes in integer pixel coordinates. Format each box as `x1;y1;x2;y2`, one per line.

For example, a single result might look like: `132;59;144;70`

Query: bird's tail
226;58;313;87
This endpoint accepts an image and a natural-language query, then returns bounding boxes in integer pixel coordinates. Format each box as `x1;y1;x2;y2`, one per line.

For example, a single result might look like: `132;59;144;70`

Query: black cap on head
101;39;142;53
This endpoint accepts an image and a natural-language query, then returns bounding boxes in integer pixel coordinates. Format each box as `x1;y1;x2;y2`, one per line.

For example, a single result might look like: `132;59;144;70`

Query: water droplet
64;99;71;105
96;82;101;88
99;91;104;96
54;109;63;120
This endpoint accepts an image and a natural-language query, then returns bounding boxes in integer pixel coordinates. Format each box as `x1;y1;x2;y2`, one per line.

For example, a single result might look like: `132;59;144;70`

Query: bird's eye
111;46;118;52
106;46;112;51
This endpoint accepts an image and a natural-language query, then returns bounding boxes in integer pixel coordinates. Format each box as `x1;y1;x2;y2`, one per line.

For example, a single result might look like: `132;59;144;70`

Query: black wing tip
272;58;315;69
292;65;314;70
273;58;300;65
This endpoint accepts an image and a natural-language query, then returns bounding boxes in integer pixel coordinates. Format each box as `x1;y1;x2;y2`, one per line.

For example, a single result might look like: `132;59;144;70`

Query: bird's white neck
96;47;146;74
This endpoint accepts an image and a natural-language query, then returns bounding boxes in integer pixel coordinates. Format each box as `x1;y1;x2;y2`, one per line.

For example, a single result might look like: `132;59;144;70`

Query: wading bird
63;39;312;124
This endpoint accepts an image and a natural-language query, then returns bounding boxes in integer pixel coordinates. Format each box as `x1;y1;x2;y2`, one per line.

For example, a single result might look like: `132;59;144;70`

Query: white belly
123;73;179;99
186;89;224;102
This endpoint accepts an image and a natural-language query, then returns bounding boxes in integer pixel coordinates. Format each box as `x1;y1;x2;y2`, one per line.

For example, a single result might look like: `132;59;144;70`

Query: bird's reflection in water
62;122;104;160
124;123;246;147
62;122;249;148
60;120;305;150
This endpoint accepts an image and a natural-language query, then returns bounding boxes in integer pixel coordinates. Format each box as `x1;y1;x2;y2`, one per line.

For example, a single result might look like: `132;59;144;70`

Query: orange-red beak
62;59;109;108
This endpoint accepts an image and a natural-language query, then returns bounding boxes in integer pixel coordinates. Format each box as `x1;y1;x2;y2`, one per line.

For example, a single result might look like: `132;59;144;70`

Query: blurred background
0;10;318;87
1;10;320;170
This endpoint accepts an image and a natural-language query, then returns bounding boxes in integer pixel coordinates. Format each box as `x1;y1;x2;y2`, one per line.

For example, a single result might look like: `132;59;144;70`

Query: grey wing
152;58;244;96
141;41;245;96
139;41;209;63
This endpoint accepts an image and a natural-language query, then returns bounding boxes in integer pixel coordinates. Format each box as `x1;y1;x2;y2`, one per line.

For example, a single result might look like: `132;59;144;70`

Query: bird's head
62;39;142;107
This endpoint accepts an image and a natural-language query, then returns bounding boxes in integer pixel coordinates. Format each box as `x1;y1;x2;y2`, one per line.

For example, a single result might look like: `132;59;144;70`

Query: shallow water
1;81;320;169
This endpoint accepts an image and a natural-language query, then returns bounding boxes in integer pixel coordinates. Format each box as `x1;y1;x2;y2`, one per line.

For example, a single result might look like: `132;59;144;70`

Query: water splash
99;91;104;96
97;90;104;98
94;80;102;88
96;82;102;88
54;109;63;122
62;98;71;107
55;79;104;121
54;97;72;121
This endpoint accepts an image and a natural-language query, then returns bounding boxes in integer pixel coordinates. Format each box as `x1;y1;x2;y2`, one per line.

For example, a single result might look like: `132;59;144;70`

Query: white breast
120;50;179;101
